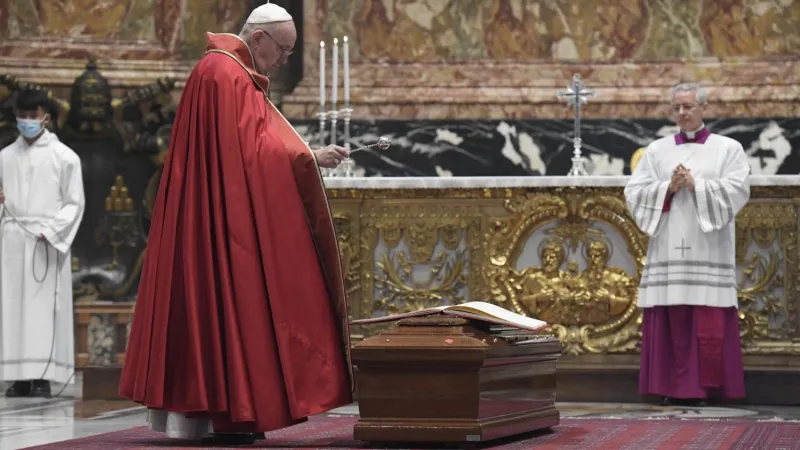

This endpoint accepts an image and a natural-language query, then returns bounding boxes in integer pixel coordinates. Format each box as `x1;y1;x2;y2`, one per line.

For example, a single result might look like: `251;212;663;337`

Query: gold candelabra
95;176;140;268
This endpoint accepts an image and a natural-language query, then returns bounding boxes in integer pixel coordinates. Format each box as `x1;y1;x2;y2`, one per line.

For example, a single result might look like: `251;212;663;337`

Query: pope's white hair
239;20;295;40
671;83;708;105
239;22;268;39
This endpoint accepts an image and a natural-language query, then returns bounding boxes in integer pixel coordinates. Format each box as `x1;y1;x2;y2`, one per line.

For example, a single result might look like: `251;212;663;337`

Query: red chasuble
119;33;353;433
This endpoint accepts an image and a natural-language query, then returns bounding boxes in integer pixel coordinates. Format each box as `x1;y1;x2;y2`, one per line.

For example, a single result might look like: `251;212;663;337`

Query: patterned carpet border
21;415;800;450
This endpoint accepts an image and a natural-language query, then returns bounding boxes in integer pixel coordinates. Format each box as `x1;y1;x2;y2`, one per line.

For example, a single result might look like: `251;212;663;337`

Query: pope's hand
313;145;350;169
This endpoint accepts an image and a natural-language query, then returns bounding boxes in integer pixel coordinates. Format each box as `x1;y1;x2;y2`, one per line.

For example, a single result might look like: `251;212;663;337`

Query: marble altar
72;173;800;402
326;175;800;361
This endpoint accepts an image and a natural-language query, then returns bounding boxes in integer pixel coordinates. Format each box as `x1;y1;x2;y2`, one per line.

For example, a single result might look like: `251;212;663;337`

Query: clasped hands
313;145;350;169
668;164;695;193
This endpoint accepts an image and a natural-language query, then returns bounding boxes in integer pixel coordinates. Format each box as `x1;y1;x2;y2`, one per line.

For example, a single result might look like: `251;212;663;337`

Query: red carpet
21;415;800;449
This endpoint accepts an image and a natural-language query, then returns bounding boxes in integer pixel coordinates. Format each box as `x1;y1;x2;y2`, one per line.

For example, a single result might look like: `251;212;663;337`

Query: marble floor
2;375;799;449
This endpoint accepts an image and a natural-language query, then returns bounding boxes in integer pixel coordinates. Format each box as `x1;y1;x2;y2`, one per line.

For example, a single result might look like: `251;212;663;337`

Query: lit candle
332;38;338;111
124;198;134;212
319;41;325;111
343;36;349;106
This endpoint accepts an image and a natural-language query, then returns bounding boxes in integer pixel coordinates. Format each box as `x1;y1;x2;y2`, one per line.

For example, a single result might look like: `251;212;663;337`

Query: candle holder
316;110;328;149
94;176;140;269
315;107;393;177
336;158;355;177
341;107;353;151
318;106;351;177
329;109;339;146
336;107;355;177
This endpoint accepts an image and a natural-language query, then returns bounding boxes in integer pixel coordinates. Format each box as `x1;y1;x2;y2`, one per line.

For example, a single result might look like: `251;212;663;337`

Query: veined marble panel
87;314;116;366
294;117;800;177
0;0;246;60
314;0;800;63
286;0;800;119
0;0;248;87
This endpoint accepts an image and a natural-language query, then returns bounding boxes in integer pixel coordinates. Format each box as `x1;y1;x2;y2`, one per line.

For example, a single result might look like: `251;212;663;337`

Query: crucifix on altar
557;73;597;176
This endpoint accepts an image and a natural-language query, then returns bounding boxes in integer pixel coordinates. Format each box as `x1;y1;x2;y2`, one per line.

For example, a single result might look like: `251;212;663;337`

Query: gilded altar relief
328;186;800;355
484;190;647;355
734;198;800;354
480;187;800;356
346;201;484;328
514;237;634;327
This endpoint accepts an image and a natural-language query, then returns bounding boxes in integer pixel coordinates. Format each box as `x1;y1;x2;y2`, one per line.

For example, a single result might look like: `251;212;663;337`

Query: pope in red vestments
119;4;352;444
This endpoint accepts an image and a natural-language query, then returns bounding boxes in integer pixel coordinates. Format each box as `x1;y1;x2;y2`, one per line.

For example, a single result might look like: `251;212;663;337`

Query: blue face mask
16;118;45;139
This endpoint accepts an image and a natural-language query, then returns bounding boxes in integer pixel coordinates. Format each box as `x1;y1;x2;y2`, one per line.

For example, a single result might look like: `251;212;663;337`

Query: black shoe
201;433;256;446
694;399;710;407
30;380;51;398
5;381;31;397
660;397;672;406
252;432;266;440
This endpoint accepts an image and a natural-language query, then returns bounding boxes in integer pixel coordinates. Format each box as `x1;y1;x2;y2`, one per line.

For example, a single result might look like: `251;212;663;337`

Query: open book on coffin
350;301;549;333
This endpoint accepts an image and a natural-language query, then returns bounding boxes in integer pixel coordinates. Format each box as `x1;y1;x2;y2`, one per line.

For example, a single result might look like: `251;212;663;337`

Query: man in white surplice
625;83;749;406
0;89;85;397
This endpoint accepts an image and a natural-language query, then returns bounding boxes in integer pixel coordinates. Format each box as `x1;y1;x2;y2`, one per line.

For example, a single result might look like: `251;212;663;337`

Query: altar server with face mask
0;89;85;397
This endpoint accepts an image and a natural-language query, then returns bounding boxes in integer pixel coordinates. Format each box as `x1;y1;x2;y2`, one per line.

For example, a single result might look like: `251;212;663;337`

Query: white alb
0;130;85;384
625;133;750;309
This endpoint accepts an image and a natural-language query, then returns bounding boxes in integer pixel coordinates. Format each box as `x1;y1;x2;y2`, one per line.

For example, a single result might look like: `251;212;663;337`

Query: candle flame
320;41;324;47
334;37;338;44
343;36;348;42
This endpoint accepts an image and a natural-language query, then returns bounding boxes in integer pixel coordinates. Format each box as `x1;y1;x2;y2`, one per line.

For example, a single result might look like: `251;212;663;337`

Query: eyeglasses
671;104;698;114
261;30;293;57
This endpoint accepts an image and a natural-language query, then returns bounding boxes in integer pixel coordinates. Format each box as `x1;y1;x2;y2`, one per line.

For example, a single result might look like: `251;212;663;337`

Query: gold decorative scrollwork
361;204;482;319
375;248;468;314
333;214;361;300
738;251;781;342
485;189;646;355
329;185;800;356
735;202;799;348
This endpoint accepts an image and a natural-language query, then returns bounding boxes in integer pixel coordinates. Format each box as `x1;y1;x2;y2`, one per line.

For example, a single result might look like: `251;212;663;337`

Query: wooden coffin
351;316;561;443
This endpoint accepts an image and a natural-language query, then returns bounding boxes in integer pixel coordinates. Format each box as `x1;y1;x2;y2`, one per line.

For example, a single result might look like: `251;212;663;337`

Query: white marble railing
323;175;800;189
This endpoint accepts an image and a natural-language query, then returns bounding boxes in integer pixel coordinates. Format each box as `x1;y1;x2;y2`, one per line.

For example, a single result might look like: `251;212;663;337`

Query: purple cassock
639;305;745;399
